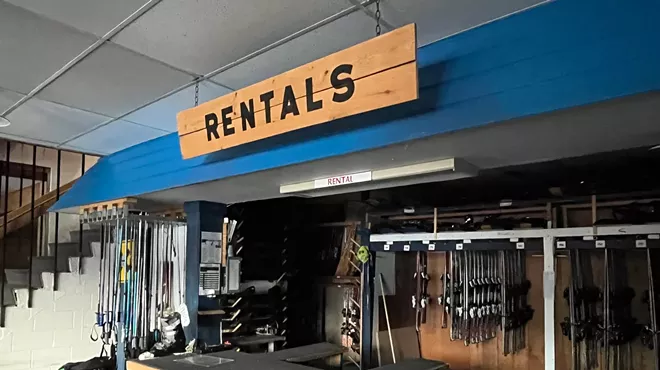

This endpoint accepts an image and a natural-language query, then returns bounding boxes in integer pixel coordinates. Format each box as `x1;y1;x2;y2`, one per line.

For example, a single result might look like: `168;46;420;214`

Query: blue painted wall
52;0;660;211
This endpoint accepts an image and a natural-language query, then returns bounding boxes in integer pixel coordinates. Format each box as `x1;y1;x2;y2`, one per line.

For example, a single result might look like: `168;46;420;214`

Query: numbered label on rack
557;241;567;249
516;242;525;250
383;244;390;251
595;240;606;249
403;244;410;252
456;243;464;250
636;240;648;249
428;244;436;251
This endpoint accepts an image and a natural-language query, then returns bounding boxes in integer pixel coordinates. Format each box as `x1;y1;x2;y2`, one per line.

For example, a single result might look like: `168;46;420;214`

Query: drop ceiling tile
380;0;545;46
66;120;168;154
4;0;150;37
0;2;97;94
58;144;108;156
123;81;232;132
0;132;57;148
212;11;374;89
0;88;25;114
112;0;350;74
3;97;109;144
37;42;193;118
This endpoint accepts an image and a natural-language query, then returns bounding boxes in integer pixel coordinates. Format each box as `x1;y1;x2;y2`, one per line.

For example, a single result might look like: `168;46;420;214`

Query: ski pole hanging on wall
437;250;533;352
560;248;649;370
81;204;187;360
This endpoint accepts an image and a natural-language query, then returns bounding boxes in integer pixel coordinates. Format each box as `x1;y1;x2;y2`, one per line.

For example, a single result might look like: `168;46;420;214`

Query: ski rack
79;197;136;222
79;198;186;224
370;224;660;252
365;223;660;370
371;236;542;252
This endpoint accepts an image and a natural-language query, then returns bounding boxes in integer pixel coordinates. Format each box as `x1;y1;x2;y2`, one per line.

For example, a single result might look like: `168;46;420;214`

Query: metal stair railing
0;141;92;328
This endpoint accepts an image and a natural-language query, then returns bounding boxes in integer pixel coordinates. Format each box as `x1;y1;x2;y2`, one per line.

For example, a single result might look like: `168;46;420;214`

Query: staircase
0;194;105;369
0;181;74;239
0;226;104;369
2;226;100;308
0;181;77;306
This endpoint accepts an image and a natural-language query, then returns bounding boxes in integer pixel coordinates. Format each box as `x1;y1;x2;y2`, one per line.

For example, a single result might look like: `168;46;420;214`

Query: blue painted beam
183;201;227;344
52;0;660;211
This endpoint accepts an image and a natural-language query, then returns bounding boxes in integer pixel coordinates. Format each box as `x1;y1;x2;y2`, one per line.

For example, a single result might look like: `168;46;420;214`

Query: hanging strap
90;324;100;342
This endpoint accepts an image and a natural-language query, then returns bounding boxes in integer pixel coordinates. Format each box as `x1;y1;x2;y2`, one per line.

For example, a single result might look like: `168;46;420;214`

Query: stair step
48;242;92;258
2;283;17;306
4;269;43;289
69;228;102;245
3;254;30;270
33;256;70;273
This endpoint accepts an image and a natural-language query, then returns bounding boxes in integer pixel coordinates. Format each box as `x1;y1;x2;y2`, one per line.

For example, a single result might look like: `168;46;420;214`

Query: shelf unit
363;223;660;370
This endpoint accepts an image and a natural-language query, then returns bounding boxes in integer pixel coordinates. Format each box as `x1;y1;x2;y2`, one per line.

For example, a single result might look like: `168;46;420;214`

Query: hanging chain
375;0;382;36
194;78;200;107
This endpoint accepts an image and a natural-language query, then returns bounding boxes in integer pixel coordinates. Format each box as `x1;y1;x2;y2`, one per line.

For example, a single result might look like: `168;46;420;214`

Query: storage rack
362;223;660;370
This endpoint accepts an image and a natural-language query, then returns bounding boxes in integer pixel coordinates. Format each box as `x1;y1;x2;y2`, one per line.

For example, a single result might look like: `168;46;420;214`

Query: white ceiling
0;0;546;155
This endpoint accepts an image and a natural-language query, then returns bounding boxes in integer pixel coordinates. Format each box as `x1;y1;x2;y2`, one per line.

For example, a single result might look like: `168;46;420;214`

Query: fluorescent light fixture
280;158;478;197
0;117;10;127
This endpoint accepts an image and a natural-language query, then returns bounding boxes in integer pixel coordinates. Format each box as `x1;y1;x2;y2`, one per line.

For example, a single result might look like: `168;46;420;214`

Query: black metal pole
18;165;23;208
0;142;10;327
78;154;85;273
27;145;36;308
39;169;45;257
53;150;61;291
18;157;23;258
359;228;375;369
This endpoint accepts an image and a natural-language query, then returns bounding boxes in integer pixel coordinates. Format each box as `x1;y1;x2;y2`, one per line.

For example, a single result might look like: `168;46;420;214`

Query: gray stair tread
4;268;43;288
33;256;70;272
69;228;102;244
48;242;92;257
2;282;17;306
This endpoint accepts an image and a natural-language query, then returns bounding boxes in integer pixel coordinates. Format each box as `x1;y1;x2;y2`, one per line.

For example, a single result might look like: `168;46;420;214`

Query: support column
359;229;375;369
543;235;556;370
183;201;227;343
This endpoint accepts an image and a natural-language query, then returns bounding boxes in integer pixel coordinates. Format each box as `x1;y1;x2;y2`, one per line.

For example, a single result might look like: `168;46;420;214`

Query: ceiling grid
0;0;546;155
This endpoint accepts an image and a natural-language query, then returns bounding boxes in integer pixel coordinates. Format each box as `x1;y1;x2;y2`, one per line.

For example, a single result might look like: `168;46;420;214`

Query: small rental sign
313;171;372;189
176;24;418;159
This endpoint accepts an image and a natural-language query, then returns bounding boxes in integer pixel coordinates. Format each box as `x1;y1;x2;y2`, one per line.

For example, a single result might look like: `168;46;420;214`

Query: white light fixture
651;144;660;151
280;158;479;197
0;117;10;128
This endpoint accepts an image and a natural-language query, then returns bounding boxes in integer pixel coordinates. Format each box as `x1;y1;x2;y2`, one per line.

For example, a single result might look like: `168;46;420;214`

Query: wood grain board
79;197;137;215
177;24;418;159
420;252;544;370
419;251;656;370
0;180;75;240
126;361;157;370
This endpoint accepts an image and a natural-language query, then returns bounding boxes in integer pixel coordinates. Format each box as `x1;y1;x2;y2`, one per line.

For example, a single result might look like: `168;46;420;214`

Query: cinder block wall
0;256;103;370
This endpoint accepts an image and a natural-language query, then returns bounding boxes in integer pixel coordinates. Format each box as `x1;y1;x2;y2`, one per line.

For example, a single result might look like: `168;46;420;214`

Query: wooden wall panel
420;249;655;370
420;252;544;370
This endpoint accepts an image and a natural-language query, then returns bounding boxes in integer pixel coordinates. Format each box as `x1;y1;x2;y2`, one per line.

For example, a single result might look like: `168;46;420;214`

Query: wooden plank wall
420;251;544;370
417;208;656;369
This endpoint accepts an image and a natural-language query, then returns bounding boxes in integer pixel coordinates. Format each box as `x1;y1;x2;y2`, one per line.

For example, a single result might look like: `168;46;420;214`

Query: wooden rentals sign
177;24;418;159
